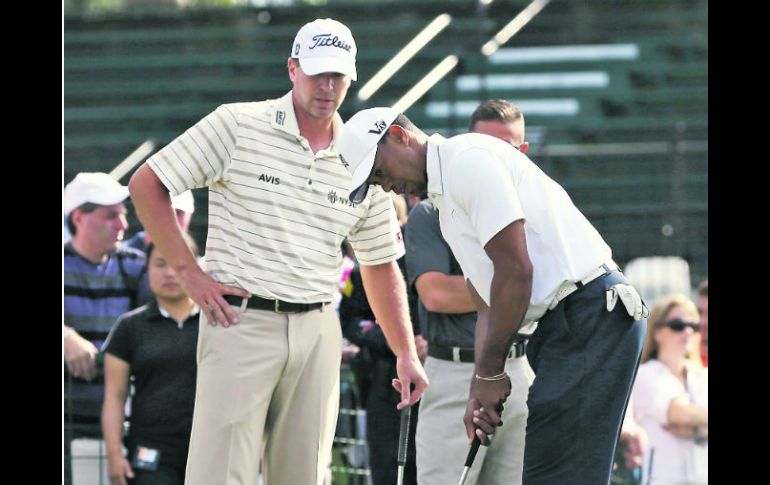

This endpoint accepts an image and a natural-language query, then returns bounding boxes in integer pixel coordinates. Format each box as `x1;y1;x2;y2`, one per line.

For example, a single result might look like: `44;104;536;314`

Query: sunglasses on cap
657;318;700;332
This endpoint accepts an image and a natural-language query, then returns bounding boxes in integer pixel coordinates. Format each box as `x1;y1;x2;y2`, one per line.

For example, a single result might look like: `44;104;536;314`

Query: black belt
428;339;528;363
224;295;327;314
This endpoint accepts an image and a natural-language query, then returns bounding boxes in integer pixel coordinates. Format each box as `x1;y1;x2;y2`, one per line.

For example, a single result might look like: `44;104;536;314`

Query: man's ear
388;124;409;145
287;58;297;82
70;209;83;228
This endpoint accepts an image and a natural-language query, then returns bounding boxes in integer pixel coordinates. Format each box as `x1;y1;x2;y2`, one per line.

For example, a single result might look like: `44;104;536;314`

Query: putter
457;436;481;485
396;405;412;485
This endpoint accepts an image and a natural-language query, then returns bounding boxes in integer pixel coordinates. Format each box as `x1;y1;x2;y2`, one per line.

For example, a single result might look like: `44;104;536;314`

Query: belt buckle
274;300;293;314
452;347;461;362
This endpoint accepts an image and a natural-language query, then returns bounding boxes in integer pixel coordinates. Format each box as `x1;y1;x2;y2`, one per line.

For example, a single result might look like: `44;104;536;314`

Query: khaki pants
185;304;342;485
416;355;534;485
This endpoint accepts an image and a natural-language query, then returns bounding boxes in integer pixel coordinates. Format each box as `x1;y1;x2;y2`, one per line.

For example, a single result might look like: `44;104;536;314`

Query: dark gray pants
524;270;646;485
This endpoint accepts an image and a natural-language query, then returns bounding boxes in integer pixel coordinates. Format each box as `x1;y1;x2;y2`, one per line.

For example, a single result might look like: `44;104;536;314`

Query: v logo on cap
368;120;388;135
338;107;400;203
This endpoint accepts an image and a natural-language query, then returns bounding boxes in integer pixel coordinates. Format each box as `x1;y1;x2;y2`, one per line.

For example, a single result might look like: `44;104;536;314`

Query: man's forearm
416;273;476;313
476;270;531;376
360;261;417;358
128;164;197;274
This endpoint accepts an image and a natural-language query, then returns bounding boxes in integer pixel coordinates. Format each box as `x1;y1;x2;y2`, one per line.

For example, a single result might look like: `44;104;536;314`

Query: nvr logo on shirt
259;174;280;185
328;190;356;208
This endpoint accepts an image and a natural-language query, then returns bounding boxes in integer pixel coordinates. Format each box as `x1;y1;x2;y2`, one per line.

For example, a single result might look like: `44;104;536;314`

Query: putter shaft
396;405;412;485
457;436;481;485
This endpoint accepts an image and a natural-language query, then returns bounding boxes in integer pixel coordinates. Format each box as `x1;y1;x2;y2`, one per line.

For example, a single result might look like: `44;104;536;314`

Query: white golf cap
291;18;358;81
338;107;399;203
63;172;130;216
171;190;195;214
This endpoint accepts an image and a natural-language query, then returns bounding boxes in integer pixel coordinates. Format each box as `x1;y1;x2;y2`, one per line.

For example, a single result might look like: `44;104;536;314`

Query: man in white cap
128;19;427;485
338;108;648;485
406;100;535;485
63;172;146;379
63;172;147;485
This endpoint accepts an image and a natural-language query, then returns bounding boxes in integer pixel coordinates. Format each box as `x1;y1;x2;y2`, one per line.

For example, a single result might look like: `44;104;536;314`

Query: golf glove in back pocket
606;284;648;320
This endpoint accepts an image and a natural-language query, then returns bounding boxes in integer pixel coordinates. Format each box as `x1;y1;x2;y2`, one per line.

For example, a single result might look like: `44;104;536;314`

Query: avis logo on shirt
259;173;280;185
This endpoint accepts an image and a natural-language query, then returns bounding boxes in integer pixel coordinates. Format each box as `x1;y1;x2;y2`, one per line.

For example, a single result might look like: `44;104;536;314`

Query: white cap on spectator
338;107;400;203
63;172;130;216
171;190;195;214
291;18;357;81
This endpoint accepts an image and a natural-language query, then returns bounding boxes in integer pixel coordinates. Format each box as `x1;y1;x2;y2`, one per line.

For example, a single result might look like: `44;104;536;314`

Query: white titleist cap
291;18;357;81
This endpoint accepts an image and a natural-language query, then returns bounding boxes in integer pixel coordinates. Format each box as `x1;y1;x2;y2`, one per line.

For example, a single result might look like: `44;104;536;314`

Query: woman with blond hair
632;293;707;485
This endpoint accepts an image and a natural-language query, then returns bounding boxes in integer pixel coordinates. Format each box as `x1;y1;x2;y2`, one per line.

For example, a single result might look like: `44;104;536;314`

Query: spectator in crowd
127;18;427;485
632;293;707;485
696;280;707;367
64;172;146;485
339;192;422;485
101;234;199;485
468;98;530;154
339;107;647;485
405;99;535;485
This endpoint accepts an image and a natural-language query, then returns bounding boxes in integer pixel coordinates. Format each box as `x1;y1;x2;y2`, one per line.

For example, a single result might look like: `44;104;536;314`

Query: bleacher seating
64;0;707;284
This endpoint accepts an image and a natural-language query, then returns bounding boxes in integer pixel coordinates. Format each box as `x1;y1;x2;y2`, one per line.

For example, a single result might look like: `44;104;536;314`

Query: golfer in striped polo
128;18;428;485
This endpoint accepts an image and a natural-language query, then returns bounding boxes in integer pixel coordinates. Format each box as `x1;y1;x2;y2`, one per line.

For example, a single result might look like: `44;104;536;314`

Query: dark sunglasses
658;318;700;332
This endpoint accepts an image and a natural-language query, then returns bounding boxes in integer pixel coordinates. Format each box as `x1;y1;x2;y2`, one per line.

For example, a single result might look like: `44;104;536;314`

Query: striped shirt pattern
63;243;146;345
147;92;404;303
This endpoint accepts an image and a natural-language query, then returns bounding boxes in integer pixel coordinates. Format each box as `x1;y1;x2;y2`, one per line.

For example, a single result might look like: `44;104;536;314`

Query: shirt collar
268;91;345;157
269;91;301;136
157;302;200;321
426;133;447;196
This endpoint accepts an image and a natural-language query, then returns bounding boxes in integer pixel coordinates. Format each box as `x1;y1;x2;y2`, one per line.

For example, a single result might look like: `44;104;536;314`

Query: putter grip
464;436;481;467
397;406;412;465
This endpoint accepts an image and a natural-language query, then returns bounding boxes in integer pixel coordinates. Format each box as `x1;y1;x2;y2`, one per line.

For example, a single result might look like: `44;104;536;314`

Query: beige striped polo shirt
147;91;404;303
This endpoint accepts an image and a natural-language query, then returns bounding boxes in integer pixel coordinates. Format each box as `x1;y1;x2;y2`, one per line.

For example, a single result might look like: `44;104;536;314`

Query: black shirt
102;300;198;455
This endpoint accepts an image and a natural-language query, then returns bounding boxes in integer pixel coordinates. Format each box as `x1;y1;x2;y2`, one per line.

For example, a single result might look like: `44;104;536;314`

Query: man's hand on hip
180;265;250;327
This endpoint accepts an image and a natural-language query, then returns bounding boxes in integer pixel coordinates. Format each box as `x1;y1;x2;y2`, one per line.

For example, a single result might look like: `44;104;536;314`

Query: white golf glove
606;284;648;320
